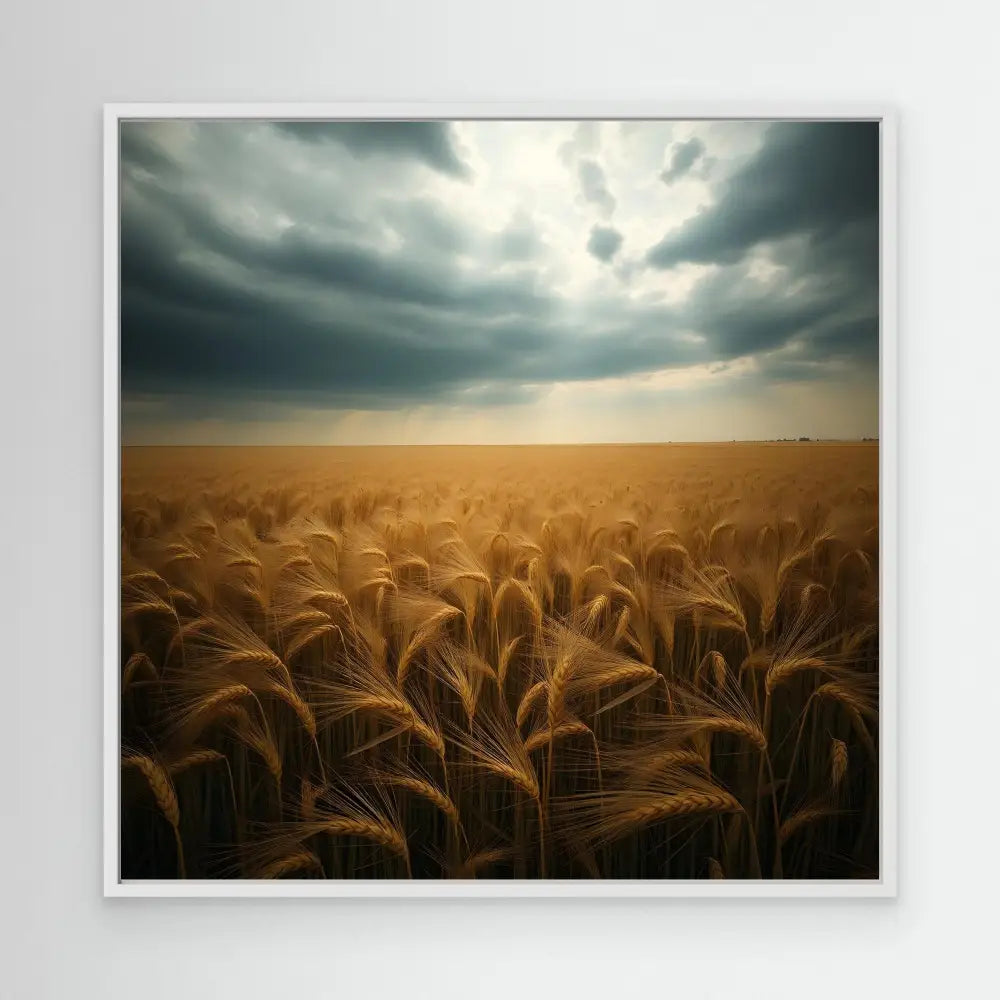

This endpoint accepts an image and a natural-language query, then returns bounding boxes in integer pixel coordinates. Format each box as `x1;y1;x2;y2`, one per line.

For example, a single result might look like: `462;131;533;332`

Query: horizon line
121;437;879;448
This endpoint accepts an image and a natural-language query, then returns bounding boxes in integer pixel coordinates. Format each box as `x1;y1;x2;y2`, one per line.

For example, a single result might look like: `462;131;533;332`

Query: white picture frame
104;103;897;898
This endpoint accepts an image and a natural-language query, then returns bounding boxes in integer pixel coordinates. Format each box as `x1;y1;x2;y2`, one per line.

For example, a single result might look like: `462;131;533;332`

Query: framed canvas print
104;104;896;897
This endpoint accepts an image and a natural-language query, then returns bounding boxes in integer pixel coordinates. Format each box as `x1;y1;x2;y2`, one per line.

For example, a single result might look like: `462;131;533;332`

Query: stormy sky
120;119;879;444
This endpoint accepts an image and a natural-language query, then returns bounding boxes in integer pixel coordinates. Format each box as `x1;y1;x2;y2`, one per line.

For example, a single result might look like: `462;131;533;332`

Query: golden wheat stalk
168;749;226;776
263;680;317;739
779;803;838;844
765;656;828;695
815;680;877;721
453;847;510;879
524;719;591;754
625;748;707;782
516;680;548;728
563;786;741;846
498;634;523;689
695;651;728;689
357;695;444;757
123;754;185;877
252;850;323;879
304;813;410;867
122;651;157;690
449;706;540;800
376;773;461;828
831;738;848;791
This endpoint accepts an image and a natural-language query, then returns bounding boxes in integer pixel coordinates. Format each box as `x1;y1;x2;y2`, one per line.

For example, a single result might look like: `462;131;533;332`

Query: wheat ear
123;754;185;877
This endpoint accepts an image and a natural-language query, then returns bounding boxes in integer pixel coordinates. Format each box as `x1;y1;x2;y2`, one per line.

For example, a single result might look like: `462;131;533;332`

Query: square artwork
116;118;881;884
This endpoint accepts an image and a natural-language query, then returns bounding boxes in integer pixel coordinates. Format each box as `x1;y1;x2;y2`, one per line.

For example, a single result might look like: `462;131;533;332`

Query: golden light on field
120;442;878;880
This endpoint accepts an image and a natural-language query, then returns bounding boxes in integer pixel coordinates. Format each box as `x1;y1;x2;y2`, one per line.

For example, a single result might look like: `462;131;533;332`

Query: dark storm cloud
647;122;878;267
274;121;471;179
577;159;616;216
120;232;705;406
646;121;879;365
660;136;705;184
586;225;623;262
119;120;879;421
124;173;551;319
682;268;830;356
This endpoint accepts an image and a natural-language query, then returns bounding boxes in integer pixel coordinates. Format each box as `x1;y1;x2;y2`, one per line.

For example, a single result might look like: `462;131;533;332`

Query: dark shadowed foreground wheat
120;443;878;880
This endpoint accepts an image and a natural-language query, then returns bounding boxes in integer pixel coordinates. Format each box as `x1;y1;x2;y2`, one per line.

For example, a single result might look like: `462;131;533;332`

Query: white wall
2;1;997;996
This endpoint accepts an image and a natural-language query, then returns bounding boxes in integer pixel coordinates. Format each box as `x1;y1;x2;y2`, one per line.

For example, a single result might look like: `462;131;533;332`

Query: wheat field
119;442;879;880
